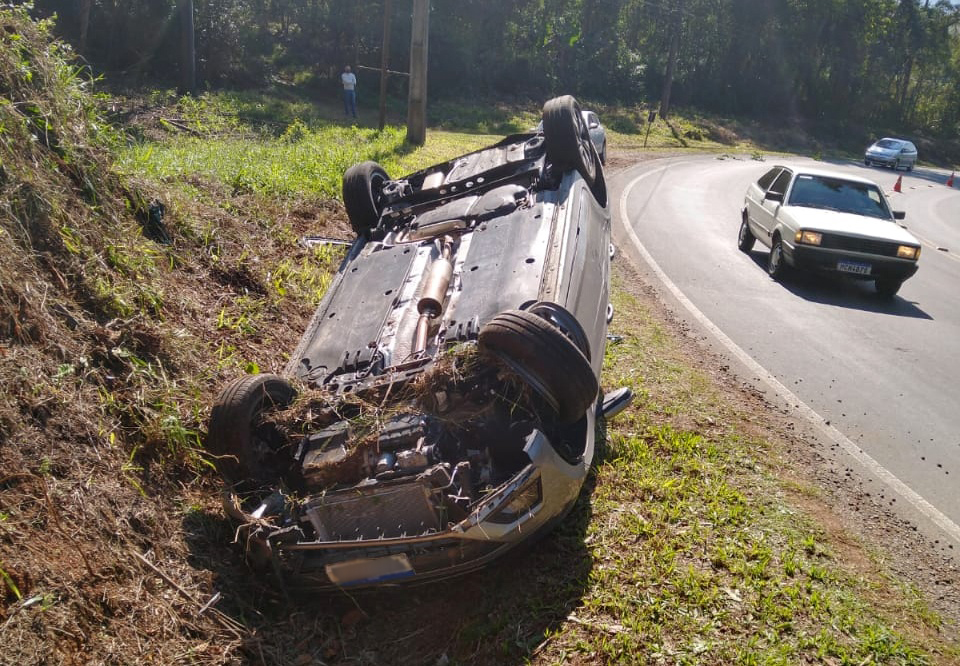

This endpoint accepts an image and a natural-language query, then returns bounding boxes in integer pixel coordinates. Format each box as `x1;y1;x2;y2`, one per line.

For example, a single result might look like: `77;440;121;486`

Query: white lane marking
618;164;960;547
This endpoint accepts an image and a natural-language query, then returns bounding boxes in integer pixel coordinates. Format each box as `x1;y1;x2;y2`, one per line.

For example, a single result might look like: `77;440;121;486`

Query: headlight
897;245;920;260
795;230;822;246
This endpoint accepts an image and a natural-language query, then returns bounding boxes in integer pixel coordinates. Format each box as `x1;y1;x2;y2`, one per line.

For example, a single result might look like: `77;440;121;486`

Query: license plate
325;554;414;586
837;260;871;275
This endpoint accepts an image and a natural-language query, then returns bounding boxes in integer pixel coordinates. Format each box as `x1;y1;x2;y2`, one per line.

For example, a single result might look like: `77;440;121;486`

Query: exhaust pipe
413;236;455;353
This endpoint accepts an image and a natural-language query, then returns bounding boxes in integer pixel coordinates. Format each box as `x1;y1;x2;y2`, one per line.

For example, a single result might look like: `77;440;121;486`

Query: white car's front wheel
767;236;789;280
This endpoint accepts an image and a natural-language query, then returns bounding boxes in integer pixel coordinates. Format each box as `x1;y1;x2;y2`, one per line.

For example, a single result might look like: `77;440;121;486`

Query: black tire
207;374;297;486
738;216;756;253
875;278;903;299
864;159;870;166
523;301;591;362
542;95;598;187
907;164;914;172
767;235;789;280
342;161;390;236
479;309;598;425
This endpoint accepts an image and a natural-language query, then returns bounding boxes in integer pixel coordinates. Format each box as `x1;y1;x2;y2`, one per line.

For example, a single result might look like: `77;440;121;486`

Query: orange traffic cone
947;172;955;188
893;175;902;193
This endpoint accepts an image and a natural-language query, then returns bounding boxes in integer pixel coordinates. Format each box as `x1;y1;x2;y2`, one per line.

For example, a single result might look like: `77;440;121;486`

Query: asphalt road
610;155;960;545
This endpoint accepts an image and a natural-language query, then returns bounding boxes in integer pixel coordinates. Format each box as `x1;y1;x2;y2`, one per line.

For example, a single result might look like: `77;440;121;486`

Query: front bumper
239;411;595;590
865;153;897;166
786;243;919;281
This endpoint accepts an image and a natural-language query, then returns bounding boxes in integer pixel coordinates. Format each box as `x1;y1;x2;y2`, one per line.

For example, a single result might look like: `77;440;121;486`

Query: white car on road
739;165;921;298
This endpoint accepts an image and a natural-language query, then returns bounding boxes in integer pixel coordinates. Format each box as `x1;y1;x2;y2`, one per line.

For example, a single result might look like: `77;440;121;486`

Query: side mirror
588;120;599;129
764;191;784;203
893;211;906;220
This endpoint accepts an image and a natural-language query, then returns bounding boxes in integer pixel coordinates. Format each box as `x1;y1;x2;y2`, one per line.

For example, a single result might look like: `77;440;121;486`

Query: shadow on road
745;250;933;319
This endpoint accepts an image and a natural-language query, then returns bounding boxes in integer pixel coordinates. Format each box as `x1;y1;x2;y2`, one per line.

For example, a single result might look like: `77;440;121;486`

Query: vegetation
31;0;960;157
1;6;958;664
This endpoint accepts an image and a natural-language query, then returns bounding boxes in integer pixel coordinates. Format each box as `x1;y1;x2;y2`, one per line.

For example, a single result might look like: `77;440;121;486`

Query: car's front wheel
738;216;756;253
767;236;789;280
479;308;598;425
207;374;297;488
875;278;903;299
343;161;390;236
542;95;598;188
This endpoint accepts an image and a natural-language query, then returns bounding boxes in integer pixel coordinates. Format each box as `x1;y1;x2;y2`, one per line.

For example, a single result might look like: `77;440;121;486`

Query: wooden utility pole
406;0;429;145
659;0;682;119
179;0;196;95
378;0;393;130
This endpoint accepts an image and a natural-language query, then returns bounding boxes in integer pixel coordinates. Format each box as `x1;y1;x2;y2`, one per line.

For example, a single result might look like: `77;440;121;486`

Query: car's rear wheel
767;235;789;280
875;278;903;299
542;95;598;188
343;161;390;236
207;374;297;488
738;216;756;253
479;308;598;425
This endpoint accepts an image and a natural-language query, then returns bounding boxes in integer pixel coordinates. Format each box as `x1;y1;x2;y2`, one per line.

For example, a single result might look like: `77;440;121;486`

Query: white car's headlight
897;245;920;260
795;230;822;246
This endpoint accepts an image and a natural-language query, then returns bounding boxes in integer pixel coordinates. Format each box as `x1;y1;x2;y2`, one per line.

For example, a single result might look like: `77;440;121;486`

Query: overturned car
206;95;630;589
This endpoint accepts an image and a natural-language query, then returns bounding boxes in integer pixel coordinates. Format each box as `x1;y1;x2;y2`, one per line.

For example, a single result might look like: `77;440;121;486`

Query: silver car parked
864;137;917;171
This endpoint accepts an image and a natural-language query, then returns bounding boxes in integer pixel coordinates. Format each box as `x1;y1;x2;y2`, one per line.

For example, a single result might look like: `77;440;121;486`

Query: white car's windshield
788;175;891;220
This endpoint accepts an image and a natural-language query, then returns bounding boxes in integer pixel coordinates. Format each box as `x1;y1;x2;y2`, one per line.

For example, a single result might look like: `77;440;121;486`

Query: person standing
341;65;357;118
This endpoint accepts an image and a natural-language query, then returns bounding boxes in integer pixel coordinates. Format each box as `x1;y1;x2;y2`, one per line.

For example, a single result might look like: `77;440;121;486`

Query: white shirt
341;72;357;91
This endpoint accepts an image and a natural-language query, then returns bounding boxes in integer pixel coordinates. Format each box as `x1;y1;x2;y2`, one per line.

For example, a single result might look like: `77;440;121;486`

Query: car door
584;112;604;155
904;142;918;167
746;167;790;243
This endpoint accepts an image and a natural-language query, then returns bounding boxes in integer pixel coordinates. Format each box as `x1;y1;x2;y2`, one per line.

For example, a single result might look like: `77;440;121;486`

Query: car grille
820;235;903;257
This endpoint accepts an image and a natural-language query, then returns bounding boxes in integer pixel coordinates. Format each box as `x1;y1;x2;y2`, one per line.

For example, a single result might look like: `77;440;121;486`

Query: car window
906;142;917;153
757;168;780;191
769;170;792;195
787;174;891;219
876;139;902;149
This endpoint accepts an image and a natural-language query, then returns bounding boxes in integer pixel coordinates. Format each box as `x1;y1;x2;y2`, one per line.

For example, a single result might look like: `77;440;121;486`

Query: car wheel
875;278;903;299
479;308;598;425
767;235;788;280
342;161;390;236
207;374;297;487
864;159;870;166
907;164;914;172
738;216;756;253
542;95;598;188
523;301;591;361
599;143;607;166
894;159;901;171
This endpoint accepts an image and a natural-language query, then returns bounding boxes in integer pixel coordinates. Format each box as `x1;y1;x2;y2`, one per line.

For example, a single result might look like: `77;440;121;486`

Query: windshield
788;175;892;220
875;139;902;150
